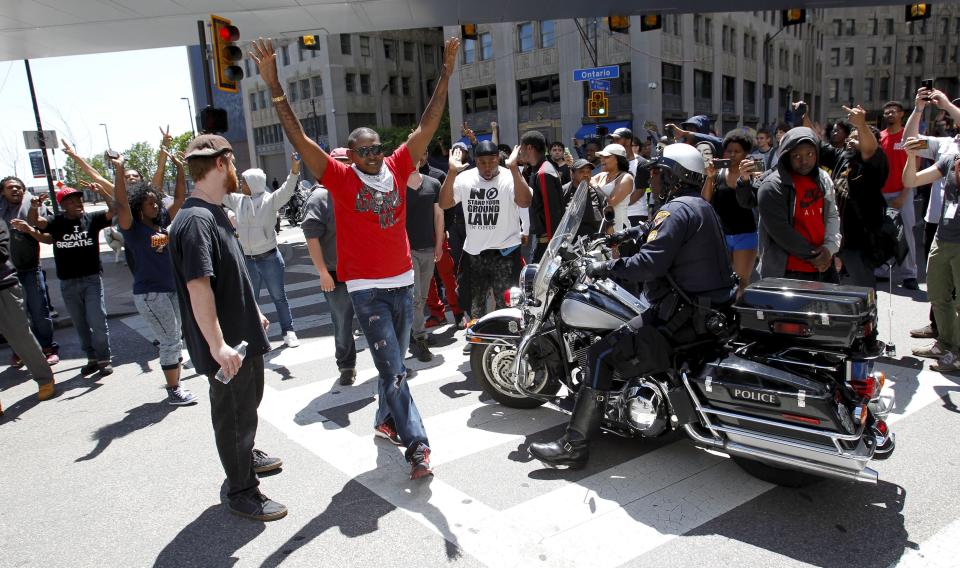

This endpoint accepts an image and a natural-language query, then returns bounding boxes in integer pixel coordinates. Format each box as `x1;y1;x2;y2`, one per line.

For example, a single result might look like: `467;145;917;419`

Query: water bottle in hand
213;341;248;384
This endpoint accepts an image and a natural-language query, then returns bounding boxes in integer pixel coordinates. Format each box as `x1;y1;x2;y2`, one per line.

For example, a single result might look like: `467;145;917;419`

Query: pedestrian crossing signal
210;14;243;93
905;3;931;21
587;91;608;118
782;9;806;26
300;35;321;51
608;16;631;34
461;24;479;40
640;15;662;32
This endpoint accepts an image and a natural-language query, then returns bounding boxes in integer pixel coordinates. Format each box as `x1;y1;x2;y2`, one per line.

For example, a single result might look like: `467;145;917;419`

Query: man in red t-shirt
879;101;919;290
250;37;461;481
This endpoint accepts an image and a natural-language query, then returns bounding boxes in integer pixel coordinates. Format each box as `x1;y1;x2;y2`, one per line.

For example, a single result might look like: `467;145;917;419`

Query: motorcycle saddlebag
734;278;877;349
690;353;853;443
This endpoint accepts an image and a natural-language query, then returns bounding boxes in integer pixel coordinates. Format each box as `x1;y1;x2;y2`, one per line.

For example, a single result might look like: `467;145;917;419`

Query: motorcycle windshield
531;181;588;302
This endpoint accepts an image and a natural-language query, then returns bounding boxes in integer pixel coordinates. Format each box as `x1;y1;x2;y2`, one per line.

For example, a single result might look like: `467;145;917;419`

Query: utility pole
23;60;60;215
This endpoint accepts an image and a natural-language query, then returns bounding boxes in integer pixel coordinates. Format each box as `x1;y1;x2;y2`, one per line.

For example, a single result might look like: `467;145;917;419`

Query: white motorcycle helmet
654;143;707;196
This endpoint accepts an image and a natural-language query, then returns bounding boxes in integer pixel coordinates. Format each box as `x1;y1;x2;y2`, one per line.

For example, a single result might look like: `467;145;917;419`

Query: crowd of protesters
3;29;960;523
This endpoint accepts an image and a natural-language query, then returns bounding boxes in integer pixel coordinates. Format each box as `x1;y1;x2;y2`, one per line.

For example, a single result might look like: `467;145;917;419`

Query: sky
0;47;196;186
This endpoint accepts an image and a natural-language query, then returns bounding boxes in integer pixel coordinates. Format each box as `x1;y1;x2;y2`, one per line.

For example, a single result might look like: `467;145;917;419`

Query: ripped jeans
349;285;429;453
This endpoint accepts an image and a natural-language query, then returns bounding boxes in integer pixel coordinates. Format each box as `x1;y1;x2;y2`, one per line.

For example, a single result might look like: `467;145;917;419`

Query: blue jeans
244;248;295;334
16;267;55;349
60;274;111;362
349;285;429;453
322;275;357;371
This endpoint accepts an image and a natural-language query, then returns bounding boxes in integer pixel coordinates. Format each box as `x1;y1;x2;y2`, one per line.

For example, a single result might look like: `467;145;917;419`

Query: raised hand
10;218;32;233
505;145;523;169
30;192;48;208
461;122;476;142
169;150;186;170
159;125;172;149
248;38;280;88
842;105;868;129
449;147;469;173
110;155;125;171
441;37;461;76
61;139;77;157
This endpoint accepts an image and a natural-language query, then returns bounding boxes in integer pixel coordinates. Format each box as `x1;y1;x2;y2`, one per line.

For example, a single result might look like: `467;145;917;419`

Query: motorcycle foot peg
884;343;897;357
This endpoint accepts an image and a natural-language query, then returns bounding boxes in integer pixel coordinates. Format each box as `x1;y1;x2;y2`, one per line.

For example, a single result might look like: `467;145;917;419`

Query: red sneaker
374;421;402;446
424;315;446;329
408;444;433;480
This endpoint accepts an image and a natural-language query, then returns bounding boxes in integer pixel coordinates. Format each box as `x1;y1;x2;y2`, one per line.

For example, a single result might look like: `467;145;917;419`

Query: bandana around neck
351;164;395;193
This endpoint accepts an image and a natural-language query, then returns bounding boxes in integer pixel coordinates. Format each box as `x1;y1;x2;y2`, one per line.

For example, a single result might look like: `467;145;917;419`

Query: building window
870;18;878;35
882;46;892;64
280;45;289;66
842;78;853;103
403;41;414;61
864;77;875;102
617;63;632;95
844;47;855;66
794;53;801;73
866;47;876;65
360;74;371;95
953;45;960;63
244;59;251;78
743;33;751;58
249;92;257;111
885;19;894;35
463;85;497;114
312;76;323;97
463;39;476;64
704;17;713;45
517;74;560;106
384;40;394;59
694;69;712;100
300;79;311;100
340;34;351;55
845;19;856;36
939;45;947;64
258;91;266;109
541;20;557;48
518;22;534;52
288;81;298;102
662;63;682;107
722;25;730;52
830;48;840;66
879;77;890;101
829;79;839;102
480;33;493;60
401;77;411;96
832;19;842;35
359;36;370;56
744;79;756;111
345;73;356;93
694;15;702;43
388;76;398;96
722;75;735;103
424;44;434;64
941;17;950;35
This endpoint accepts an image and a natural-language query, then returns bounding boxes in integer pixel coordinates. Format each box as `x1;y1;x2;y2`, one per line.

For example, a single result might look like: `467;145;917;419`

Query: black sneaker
98;362;114;377
80;360;99;376
228;491;288;522
166;385;198;406
409;338;434;362
902;278;920;291
407;443;434;480
338;368;357;385
252;448;283;474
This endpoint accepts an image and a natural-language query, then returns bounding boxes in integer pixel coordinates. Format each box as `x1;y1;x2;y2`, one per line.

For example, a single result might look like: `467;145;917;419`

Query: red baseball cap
55;186;82;204
330;147;349;161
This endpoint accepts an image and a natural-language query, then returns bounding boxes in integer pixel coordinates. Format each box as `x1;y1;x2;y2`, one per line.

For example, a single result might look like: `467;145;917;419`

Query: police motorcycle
466;182;896;486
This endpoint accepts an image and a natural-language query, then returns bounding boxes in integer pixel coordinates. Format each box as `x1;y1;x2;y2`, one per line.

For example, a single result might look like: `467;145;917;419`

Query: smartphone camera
104;150;119;162
712;159;731;168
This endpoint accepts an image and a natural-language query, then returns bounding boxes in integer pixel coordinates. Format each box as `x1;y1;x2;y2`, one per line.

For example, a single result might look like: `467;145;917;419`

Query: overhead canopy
0;0;914;62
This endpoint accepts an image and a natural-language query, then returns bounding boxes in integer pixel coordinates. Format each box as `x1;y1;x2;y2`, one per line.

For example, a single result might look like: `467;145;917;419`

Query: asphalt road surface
2;225;959;568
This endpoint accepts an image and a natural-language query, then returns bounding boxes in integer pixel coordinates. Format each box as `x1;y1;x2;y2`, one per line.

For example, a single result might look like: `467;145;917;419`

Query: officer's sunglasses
352;144;384;157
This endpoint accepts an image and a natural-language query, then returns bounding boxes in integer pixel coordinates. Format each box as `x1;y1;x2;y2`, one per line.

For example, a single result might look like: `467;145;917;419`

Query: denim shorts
725;232;758;252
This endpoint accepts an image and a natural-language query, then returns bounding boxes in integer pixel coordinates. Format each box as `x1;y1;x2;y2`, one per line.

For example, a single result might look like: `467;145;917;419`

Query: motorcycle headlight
505;286;523;307
520;264;538;300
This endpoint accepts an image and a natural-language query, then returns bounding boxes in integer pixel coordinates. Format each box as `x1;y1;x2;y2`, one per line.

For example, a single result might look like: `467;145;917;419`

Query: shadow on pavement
75;400;176;461
153;504;265;568
0;371;104;422
259;445;460;567
293;395;375;429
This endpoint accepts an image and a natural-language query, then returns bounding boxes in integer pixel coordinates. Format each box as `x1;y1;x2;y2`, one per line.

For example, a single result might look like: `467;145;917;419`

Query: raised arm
26;192;49;229
167;150;187;221
10;218;53;244
902;138;946;187
505;145;532;207
406;37;461;160
111;156;134;230
930;89;960;125
845;105;877;161
84;182;115;222
267;153;301;212
904;88;928;140
250;38;330;182
61;139;114;194
439;147;468;210
151;126;173;192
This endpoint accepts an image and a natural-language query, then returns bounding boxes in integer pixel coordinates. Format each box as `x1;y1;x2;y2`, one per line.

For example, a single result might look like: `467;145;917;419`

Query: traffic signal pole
23;59;60;215
198;20;214;108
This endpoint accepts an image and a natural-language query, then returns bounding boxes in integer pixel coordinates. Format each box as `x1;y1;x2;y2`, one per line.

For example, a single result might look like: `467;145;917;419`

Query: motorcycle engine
607;378;669;437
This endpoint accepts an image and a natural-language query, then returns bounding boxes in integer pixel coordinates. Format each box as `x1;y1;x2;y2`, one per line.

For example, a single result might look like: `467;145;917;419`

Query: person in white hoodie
223;155;301;347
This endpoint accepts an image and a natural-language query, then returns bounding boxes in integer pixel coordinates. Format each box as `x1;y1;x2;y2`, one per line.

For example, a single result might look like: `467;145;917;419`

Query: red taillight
861;320;875;337
782;413;821;426
772;321;811;336
875;418;888;436
503;289;511;305
850;371;884;399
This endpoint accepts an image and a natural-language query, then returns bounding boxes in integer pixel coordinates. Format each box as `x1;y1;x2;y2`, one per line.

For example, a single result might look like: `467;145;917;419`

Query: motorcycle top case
734;278;877;349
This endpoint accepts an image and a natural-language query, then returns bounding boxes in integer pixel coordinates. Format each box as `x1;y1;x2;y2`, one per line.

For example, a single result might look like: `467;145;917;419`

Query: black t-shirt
43;212;110;280
406;175;440;250
168;198;270;376
710;171;757;235
821;142;889;251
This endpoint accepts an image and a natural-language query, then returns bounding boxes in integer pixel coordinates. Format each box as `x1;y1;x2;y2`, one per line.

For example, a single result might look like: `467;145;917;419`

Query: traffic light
587;91;608;118
210;14;243;93
299;35;321;51
199;106;229;134
905;3;931;21
640;15;662;32
782;9;806;26
461;24;479;40
608;15;630;34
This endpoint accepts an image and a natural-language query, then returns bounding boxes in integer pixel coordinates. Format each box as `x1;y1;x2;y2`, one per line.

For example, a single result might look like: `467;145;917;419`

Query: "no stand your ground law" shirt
452;166;523;256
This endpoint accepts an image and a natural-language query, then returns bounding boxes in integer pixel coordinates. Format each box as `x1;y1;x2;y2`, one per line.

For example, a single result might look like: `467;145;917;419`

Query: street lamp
181;97;196;137
99;122;112;150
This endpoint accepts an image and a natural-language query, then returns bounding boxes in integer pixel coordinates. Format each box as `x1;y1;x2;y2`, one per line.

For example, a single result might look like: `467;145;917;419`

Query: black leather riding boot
529;386;607;469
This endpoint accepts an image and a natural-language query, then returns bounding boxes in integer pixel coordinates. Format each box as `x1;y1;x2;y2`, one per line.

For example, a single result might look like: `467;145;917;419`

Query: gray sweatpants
0;283;53;385
411;248;436;340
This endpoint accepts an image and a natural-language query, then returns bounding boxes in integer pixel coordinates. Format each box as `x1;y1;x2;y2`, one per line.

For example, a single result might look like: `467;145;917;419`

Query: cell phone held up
920;79;934;100
104;149;120;162
712;158;731;169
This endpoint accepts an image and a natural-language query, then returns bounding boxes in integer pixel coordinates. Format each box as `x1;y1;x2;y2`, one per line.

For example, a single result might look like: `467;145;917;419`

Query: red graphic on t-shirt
785;173;825;273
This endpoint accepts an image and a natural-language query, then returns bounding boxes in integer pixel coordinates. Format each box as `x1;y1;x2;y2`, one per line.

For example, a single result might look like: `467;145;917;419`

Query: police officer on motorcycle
529;143;738;469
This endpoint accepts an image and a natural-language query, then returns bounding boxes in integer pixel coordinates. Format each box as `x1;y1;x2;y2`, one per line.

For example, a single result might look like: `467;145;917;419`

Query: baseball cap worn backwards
184;134;233;159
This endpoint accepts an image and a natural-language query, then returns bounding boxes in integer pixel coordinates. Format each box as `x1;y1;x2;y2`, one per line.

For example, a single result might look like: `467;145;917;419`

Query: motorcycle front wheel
470;342;559;409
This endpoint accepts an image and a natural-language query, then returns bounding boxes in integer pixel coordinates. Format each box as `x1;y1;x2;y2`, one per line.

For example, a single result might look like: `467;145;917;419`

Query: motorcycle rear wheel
470;343;559;409
731;456;822;488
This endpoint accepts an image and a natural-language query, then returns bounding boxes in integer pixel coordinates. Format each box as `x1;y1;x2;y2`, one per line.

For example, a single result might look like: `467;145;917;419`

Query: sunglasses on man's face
352;144;384;157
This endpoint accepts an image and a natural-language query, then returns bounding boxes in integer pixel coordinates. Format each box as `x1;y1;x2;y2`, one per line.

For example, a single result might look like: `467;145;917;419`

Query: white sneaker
283;331;300;348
